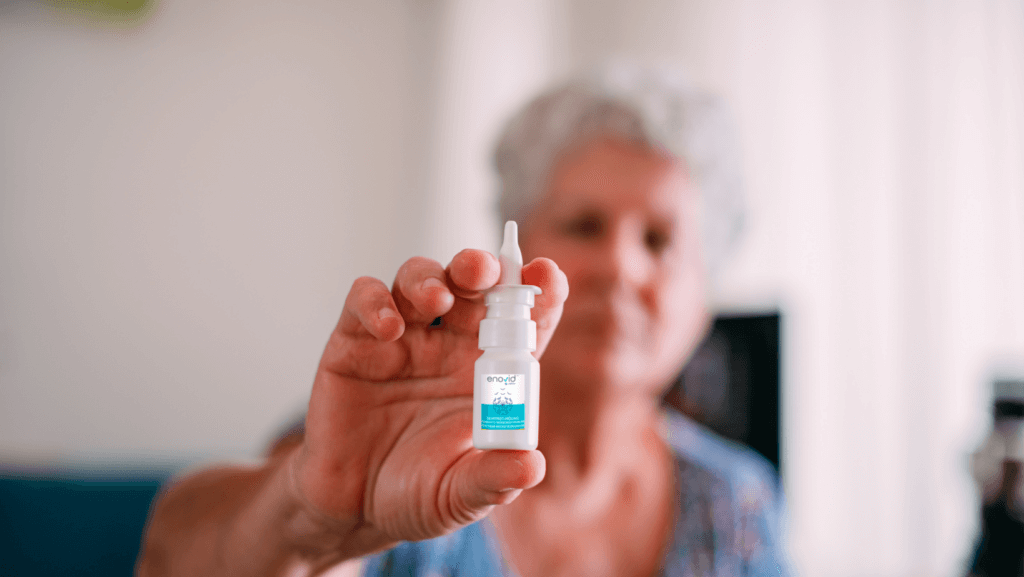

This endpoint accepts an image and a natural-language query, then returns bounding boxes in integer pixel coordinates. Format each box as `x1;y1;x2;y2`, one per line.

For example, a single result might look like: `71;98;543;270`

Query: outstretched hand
292;249;568;552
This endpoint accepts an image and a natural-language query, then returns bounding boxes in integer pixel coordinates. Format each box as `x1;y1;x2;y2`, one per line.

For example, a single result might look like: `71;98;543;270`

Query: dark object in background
970;462;1024;577
0;473;167;577
967;378;1024;577
664;312;781;471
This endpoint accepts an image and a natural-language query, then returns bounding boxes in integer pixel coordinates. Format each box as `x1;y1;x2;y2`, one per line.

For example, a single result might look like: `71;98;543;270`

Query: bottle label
480;373;526;430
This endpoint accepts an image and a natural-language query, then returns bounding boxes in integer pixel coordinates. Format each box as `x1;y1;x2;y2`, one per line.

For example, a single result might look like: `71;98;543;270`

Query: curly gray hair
492;64;745;272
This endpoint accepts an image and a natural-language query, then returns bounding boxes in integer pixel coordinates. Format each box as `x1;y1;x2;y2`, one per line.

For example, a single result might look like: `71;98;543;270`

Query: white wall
0;0;438;462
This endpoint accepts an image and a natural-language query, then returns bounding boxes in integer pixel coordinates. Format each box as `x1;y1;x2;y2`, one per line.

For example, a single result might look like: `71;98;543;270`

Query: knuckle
453;249;492;270
454;248;486;260
352;276;383;291
398;257;443;284
347;278;392;317
406;256;441;271
450;251;499;288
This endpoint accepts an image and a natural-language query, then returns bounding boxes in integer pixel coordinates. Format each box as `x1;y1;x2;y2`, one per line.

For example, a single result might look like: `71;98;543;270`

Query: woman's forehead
544;139;694;216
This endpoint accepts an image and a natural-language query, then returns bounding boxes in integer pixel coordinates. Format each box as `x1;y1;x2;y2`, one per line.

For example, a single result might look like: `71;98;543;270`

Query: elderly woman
138;69;788;577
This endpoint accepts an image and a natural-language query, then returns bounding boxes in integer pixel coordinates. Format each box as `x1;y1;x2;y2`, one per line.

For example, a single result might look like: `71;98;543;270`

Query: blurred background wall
2;1;1024;575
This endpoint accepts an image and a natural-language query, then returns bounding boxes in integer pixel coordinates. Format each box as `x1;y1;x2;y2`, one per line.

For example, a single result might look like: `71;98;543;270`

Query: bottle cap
479;221;542;350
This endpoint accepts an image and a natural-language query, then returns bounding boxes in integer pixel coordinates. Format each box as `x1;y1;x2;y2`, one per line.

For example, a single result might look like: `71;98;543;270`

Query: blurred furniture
0;472;168;577
664;311;782;470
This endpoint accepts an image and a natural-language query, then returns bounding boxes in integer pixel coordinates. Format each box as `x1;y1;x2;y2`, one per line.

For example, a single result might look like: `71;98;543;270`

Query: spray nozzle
498;221;523;286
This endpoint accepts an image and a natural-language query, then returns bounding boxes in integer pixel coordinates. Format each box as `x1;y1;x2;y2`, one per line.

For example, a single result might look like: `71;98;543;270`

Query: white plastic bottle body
473;348;539;450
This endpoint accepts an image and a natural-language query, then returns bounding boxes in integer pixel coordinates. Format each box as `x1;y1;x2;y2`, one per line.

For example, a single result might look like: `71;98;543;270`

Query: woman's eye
645;228;671;254
562;215;603;238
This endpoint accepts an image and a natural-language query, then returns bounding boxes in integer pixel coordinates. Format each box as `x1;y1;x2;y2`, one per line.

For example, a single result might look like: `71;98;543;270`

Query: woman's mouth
559;304;649;346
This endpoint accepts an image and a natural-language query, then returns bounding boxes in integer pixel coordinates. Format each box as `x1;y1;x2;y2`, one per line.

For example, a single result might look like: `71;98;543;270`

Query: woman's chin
543;336;664;398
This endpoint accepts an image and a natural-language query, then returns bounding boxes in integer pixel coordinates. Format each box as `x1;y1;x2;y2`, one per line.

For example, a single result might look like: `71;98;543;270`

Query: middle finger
392;257;455;326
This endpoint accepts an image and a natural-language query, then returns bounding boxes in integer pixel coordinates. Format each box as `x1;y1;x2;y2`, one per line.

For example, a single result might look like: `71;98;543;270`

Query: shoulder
660;408;792;576
661;408;781;507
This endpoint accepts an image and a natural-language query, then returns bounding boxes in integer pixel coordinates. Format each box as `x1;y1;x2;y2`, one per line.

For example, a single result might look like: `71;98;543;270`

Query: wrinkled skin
293;249;568;548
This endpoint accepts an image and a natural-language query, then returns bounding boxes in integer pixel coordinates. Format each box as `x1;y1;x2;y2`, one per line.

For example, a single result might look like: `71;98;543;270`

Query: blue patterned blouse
361;409;791;576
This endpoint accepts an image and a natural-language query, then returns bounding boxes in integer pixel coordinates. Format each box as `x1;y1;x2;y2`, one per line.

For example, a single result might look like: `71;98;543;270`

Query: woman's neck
532;371;666;504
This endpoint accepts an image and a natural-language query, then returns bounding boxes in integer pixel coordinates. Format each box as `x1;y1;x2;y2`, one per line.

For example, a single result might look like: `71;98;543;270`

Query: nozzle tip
498;220;523;285
503;221;518;245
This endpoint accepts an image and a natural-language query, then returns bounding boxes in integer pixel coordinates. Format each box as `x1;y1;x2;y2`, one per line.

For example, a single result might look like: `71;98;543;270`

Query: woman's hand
292;249;568;553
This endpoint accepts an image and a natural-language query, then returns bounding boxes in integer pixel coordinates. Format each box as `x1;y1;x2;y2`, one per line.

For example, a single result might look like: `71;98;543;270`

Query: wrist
282;447;352;537
275;446;395;570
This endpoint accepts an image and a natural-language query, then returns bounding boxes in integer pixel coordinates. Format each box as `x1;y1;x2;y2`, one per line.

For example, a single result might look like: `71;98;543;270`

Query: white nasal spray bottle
473;221;542;450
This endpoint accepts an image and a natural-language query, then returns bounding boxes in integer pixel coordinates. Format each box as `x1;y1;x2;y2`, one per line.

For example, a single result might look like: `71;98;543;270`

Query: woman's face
520;138;710;397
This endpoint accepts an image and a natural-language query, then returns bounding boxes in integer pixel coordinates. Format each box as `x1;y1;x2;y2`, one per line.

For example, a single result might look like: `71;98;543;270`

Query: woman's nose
594;223;652;289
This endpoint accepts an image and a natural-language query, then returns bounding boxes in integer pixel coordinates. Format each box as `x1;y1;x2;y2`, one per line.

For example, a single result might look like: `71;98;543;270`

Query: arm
136;436;369;577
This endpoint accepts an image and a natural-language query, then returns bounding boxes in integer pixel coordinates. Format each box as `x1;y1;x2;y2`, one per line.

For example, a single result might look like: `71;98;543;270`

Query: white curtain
423;1;1024;575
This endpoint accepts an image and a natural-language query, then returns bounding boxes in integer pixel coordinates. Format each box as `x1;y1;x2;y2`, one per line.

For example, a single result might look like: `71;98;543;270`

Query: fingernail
378;308;397;320
421;277;446;292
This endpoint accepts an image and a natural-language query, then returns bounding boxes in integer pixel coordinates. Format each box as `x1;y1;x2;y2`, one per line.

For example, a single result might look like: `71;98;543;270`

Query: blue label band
481;404;526;430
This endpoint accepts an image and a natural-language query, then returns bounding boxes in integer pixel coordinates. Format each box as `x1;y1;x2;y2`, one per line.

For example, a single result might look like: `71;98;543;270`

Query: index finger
433;249;501;334
445;249;501;299
521;257;568;357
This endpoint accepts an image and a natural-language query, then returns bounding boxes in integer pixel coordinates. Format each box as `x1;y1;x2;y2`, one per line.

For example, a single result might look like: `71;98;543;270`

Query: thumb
447;449;546;521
